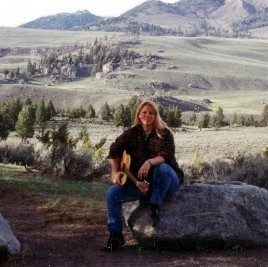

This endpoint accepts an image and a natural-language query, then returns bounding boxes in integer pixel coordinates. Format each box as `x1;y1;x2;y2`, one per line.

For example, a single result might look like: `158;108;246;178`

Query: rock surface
0;213;20;254
123;181;268;250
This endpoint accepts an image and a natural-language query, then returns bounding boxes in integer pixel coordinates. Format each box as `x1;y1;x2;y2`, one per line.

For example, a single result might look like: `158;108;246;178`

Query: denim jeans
106;163;182;232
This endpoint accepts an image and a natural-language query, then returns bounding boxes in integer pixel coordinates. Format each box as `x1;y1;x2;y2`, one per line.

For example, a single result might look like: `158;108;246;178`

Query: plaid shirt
108;124;182;180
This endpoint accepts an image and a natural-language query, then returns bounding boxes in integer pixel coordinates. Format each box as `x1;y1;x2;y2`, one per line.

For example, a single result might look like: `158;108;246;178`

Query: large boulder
123;181;268;250
0;213;20;255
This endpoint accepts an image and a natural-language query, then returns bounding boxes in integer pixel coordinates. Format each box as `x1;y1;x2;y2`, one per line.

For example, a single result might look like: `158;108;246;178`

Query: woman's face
138;104;156;128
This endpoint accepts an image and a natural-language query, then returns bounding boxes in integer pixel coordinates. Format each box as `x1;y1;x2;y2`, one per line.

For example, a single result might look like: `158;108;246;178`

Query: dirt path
1;187;268;267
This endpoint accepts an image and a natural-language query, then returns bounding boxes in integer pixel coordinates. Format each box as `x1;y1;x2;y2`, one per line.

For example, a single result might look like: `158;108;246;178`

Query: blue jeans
106;163;182;232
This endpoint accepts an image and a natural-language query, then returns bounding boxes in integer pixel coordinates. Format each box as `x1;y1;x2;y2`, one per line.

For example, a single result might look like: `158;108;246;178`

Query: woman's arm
109;158;124;185
137;155;165;179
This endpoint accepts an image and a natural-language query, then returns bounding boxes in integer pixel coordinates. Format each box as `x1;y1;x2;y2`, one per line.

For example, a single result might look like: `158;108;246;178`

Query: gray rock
123;181;268;250
0;213;20;254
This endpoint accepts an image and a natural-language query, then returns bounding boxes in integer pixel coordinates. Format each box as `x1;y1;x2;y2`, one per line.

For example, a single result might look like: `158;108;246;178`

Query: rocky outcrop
0;213;20;255
123;181;268;250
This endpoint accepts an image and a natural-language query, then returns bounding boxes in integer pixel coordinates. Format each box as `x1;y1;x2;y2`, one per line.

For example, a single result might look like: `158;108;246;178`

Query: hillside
20;10;103;30
0;28;267;118
19;0;268;38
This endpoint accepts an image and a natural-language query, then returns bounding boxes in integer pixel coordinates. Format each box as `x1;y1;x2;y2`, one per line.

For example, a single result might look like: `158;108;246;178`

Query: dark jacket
108;124;184;182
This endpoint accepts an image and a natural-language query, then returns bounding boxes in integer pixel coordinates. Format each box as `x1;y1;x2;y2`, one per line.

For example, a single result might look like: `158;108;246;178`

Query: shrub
228;153;268;190
0;124;109;181
0;142;35;167
182;150;268;190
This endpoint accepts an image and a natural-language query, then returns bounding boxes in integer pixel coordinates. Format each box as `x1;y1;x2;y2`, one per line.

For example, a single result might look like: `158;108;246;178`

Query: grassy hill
0;27;267;118
18;0;268;38
20;10;103;30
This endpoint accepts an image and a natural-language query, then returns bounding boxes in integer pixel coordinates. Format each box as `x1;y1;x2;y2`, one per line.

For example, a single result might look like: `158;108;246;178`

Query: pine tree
124;106;132;127
46;99;56;120
245;115;255;126
127;96;141;122
113;104;131;127
4;69;9;78
15;105;35;140
231;112;238;126
0;109;10;140
86;104;96;119
15;66;20;77
157;104;165;121
100;102;111;121
198;112;210;130
36;98;47;124
24;98;32;106
166;107;182;128
213;107;225;128
261;104;268;126
114;104;125;127
189;112;197;126
4;98;22;131
240;115;246;126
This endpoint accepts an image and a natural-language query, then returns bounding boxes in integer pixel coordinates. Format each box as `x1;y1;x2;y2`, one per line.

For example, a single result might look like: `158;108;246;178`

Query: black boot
103;232;125;252
150;204;160;227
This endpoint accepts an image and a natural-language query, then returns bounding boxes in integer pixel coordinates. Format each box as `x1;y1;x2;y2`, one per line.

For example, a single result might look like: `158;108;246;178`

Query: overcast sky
0;0;179;27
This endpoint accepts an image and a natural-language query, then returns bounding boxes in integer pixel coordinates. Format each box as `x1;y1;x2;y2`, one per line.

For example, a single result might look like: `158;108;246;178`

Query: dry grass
174;126;268;165
63;123;268;166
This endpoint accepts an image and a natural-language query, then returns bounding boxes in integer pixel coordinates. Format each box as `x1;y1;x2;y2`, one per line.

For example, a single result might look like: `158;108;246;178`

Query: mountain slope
89;0;267;37
19;0;268;38
20;10;103;30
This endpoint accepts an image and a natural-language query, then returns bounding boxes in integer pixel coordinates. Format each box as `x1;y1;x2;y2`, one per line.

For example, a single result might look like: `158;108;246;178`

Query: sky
0;0;179;27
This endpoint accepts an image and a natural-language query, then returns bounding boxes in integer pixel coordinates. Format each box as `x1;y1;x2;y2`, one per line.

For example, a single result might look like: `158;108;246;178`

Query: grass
0;163;108;205
0;28;267;116
0;27;121;48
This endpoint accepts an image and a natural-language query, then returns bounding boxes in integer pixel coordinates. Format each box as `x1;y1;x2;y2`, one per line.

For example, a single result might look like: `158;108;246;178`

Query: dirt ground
1;186;268;267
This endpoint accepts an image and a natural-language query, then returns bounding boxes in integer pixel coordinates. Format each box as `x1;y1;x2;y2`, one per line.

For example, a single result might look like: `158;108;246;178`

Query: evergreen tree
0;109;10;140
165;107;182;128
15;66;20;77
10;71;15;79
198;112;210;130
231;112;238;126
100;102;111;121
157;104;165;121
114;104;131;127
15;105;35;140
261;104;268;126
86;104;96;119
127;96;141;122
3;69;9;78
46;99;56;120
189;112;197;126
240;115;246;126
36;98;47;124
3;98;22;131
124;106;132;127
114;104;125;127
245;115;255;126
24;98;32;106
213;107;225;128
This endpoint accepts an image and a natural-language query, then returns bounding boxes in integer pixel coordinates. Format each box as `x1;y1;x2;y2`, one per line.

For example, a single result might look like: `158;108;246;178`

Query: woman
104;100;183;252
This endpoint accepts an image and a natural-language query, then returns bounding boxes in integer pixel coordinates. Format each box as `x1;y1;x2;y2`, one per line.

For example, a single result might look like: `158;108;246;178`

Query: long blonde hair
133;100;171;134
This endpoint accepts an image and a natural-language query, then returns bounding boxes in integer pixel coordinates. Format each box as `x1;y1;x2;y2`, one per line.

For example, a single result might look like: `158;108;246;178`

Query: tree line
0;96;182;141
0;96;267;181
190;106;268;130
1;96;267;142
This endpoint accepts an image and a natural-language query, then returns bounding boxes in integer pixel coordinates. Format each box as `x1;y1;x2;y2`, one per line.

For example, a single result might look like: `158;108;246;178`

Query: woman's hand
137;160;152;179
113;171;125;186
